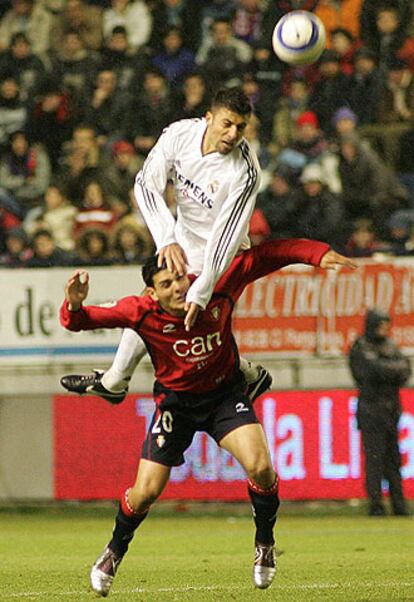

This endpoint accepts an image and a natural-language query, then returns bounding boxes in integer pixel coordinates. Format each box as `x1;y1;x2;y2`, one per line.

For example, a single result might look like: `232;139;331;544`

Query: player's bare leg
220;424;279;589
90;460;170;597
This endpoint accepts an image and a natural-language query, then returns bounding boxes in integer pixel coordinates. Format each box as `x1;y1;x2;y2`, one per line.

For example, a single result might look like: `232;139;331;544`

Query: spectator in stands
349;308;411;516
361;4;414;73
111;217;153;264
103;0;152;52
248;43;283;126
0;131;51;215
172;72;210;120
290;163;345;247
331;106;359;142
0;226;32;266
257;164;300;239
105;140;143;202
309;50;351;135
0;198;21;255
57;125;111;201
75;227;114;266
26;79;77;171
37;184;79;252
99;26;147;93
74;178;117;236
0;33;46;102
51;29;99;100
387;210;414;255
126;68;175;157
50;0;103;53
336;133;411;234
149;0;202;53
271;77;311;155
0;75;27;153
196;18;253;87
0;0;53;57
330;28;359;75
232;0;264;46
361;57;414;170
313;0;363;47
151;27;195;88
26;228;71;267
348;47;382;127
360;0;412;50
84;68;131;147
345;217;382;257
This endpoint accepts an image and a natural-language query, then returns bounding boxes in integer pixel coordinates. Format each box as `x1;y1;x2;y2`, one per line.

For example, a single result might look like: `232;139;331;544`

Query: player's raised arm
133;124;179;260
65;270;89;311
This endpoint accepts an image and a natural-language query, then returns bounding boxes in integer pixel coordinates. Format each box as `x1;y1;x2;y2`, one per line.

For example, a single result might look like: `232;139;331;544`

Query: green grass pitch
1;503;413;601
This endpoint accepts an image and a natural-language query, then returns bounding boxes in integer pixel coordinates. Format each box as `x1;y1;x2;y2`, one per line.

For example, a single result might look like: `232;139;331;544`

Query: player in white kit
61;87;272;402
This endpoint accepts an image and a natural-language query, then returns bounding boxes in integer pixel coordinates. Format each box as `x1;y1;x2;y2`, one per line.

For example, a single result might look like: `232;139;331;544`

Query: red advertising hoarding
54;389;414;501
233;261;414;356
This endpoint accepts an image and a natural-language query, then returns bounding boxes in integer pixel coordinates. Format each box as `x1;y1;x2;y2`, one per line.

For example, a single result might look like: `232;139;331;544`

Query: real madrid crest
207;180;219;195
156;435;166;448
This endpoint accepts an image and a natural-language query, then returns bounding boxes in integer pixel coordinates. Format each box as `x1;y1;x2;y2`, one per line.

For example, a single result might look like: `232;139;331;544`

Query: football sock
102;329;147;391
109;489;149;557
248;478;280;545
239;357;260;384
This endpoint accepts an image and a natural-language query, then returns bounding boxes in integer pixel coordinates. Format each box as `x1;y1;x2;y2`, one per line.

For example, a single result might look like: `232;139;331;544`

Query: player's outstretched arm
65;270;89;311
319;250;358;271
158;243;188;276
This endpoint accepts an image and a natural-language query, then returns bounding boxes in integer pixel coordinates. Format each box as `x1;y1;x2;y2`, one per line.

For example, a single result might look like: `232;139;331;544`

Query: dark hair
11;32;29;45
142;255;167;287
210;87;252;116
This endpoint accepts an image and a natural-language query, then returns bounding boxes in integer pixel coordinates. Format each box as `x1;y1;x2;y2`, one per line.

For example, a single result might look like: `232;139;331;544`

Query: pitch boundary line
3;581;414;599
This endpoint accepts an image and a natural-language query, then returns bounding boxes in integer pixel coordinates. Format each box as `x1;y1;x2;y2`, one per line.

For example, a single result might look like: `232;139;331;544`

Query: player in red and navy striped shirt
60;238;356;596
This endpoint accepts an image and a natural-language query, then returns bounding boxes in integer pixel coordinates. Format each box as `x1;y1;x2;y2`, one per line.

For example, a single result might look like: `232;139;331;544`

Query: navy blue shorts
141;375;259;466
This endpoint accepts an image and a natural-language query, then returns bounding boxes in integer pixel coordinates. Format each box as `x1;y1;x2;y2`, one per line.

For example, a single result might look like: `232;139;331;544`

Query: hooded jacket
349;309;411;430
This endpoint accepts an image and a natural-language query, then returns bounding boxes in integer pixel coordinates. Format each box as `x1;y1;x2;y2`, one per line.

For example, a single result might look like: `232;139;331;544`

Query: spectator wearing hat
277;110;341;193
348;47;382;126
105;140;143;202
331;106;358;139
309;50;352;135
359;57;414;170
345;217;382;258
387;209;414;255
290;162;346;247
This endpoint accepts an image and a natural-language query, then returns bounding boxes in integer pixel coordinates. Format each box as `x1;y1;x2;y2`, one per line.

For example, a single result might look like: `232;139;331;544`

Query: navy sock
248;479;280;545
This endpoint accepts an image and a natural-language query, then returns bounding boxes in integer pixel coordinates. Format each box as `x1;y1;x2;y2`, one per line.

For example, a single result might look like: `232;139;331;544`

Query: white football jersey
134;117;261;309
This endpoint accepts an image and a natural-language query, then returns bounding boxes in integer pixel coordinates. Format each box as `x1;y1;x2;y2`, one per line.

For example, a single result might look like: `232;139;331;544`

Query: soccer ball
272;10;326;66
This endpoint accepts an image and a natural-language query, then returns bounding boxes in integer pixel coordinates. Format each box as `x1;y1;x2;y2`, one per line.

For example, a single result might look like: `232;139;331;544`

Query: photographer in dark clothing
349;309;411;516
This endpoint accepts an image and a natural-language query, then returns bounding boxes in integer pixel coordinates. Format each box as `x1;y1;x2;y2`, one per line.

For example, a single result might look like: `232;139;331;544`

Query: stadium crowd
1;0;414;267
